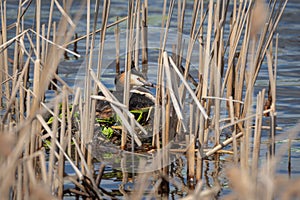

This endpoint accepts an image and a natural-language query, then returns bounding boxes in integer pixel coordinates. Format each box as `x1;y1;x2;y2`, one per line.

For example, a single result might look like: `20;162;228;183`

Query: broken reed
0;0;296;199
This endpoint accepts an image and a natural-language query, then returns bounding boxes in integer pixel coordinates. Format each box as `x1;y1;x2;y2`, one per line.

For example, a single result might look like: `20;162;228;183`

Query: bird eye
137;77;143;83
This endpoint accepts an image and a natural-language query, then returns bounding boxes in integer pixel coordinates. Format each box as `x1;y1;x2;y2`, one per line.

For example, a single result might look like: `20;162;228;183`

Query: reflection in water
204;160;211;189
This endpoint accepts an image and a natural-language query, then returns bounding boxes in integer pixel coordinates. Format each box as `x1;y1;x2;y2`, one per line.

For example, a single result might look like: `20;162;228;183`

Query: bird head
115;68;155;90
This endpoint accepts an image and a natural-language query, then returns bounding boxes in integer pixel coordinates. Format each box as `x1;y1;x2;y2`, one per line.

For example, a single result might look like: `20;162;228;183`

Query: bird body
96;67;155;123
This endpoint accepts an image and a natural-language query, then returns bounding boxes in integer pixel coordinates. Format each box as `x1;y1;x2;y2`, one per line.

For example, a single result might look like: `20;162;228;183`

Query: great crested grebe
95;65;155;122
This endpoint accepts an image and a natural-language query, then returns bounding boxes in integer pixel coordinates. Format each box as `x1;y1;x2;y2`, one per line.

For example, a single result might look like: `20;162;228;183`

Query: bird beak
137;77;155;87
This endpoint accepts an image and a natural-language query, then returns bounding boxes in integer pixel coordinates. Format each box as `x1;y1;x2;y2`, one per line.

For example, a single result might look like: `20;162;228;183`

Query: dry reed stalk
152;0;172;148
19;80;25;123
77;92;83;168
196;2;205;148
45;0;55;56
82;0;99;172
37;117;90;198
211;1;223;146
240;45;254;171
120;155;129;187
197;0;204;73
196;144;203;182
25;159;38;196
0;29;28;53
160;60;169;194
161;59;167;165
37;149;48;184
141;1;148;66
69;88;81;161
36;113;83;177
41;24;46;66
202;0;213;99
28;1;81;196
234;19;250;119
85;0;91;54
36;0;41;59
220;108;271;133
31;10;42;155
88;0;110;169
200;0;213;146
16;161;23;200
96;0;110;79
177;4;205;142
12;0;22;91
221;1;252;96
266;34;278;156
169;56;208;119
205;131;243;157
57;87;67;198
64;15;129;47
271;64;278;156
187;132;195;187
179;2;208;97
0;0;10;105
163;88;170;176
229;2;257;170
23;151;47;186
0;32;3;110
33;7;77;116
31;59;41;159
121;0;134;150
10;71;18;122
134;0;140;70
0;0;290;198
115;17;120;74
236;0;246;33
252;89;265;177
25;88;30;118
24;31;39;59
182;0;200;81
79;0;91;177
226;0;237;101
65;175;89;196
48;98;59;190
1;0;78;191
54;0;75;28
229;96;238;164
1;57;30;123
251;1;287;86
72;138;102;198
95;163;105;186
176;0;185;67
66;92;72;157
163;52;185;130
